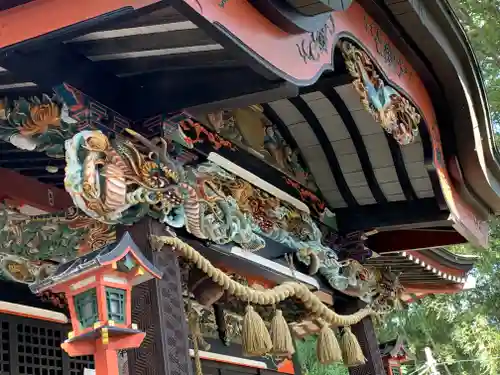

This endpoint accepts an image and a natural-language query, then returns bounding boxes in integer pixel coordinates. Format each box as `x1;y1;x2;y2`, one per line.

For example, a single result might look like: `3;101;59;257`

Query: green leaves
376;4;500;372
377;217;500;375
295;337;348;375
448;0;500;126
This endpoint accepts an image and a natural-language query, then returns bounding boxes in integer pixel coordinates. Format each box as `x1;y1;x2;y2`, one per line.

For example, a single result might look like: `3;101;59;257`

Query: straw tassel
316;320;342;365
242;305;273;356
339;326;366;367
270;309;295;357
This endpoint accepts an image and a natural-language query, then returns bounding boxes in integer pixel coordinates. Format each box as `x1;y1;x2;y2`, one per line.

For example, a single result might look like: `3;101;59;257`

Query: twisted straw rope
151;235;375;326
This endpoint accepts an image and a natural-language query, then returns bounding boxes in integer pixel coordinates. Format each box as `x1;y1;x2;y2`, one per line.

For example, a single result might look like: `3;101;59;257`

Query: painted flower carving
20;102;62;136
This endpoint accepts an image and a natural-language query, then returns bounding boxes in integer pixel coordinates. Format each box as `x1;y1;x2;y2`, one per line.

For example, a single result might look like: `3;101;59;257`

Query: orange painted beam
0;167;72;212
0;0;161;49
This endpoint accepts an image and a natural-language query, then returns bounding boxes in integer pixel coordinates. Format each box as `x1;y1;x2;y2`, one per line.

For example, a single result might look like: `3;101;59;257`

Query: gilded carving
179;117;235;151
60;127;402;299
0;253;57;284
340;40;421;145
0;205;85;262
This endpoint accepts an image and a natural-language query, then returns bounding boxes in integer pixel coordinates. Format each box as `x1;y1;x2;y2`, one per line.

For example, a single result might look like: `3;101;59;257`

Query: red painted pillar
94;341;120;375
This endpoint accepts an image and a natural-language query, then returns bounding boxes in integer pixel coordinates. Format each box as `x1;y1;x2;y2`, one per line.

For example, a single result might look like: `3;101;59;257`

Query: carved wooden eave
0;0;487;308
359;0;498;242
364;247;475;291
0;0;490;248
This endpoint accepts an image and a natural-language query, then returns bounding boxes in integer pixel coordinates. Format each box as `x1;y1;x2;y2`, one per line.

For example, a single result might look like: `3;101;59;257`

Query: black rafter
71;28;216;56
321;88;387;204
289;96;358;207
383;131;418;201
0;9;136;114
126;68;293;119
335;198;447;233
0;0;34;11
299;71;354;94
96;50;240;77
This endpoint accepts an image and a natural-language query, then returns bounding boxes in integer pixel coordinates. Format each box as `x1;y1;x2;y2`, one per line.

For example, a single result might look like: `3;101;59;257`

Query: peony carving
21;101;62;136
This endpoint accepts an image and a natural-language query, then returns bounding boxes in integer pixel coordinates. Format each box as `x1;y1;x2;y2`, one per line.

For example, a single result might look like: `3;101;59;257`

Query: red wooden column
94;342;120;375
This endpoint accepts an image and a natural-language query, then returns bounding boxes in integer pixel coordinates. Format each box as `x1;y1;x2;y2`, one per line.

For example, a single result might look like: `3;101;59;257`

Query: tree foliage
377;4;500;373
295;337;348;375
447;0;500;126
377;217;500;375
298;4;500;374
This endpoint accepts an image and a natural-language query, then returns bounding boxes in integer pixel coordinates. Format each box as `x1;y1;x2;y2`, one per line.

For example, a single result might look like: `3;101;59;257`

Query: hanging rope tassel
186;301;204;375
242;305;273;356
339;326;366;367
270;309;295;357
316;319;342;365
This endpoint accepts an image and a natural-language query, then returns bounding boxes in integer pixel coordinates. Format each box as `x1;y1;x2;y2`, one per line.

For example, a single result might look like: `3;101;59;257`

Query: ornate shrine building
0;1;496;375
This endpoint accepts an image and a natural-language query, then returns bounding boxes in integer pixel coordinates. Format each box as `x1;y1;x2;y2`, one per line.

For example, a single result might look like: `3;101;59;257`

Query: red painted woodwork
405;250;467;278
0;167;73;212
0;0;487;246
403;284;463;294
44;243;161;375
55;269;133;335
277;359;295;374
177;0;488;246
0;0;161;49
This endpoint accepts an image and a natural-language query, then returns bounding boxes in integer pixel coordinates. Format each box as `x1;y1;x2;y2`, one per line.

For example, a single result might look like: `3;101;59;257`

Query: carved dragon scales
62;129;374;293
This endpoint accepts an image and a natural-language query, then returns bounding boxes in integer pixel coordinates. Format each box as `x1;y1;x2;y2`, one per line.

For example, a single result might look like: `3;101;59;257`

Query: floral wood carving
179;117;235;151
0;204;115;264
0;94;78;158
0;206;85;261
340;40;421;145
0;252;57;284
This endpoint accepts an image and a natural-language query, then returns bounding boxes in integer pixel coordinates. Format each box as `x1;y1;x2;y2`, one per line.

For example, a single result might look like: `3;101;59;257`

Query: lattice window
0;321;9;375
69;355;94;375
0;314;94;375
17;323;64;375
74;288;98;329
106;287;126;324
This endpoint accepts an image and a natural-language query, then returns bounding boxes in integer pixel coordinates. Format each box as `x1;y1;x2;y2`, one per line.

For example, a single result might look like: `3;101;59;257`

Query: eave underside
0;0;478;302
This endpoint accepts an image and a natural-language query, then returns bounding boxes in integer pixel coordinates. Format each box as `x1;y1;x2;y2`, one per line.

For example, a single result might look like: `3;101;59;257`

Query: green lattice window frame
74;288;98;329
105;287;126;324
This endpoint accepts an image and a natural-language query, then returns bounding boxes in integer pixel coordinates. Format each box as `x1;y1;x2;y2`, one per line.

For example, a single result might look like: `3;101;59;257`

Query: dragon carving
62;129;381;295
63;130;265;251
